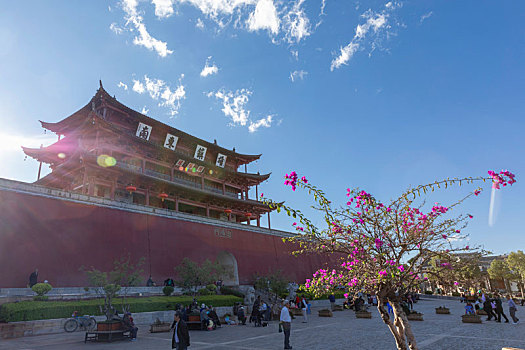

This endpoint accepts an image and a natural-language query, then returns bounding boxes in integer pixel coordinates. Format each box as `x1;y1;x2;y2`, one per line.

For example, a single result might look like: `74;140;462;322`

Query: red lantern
224;209;232;214
159;193;169;201
245;212;252;218
125;185;137;194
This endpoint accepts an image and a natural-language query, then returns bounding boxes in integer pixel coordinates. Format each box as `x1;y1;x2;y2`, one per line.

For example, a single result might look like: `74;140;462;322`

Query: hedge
0;295;242;323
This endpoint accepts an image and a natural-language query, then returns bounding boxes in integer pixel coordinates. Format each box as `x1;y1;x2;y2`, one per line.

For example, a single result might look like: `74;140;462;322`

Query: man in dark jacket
29;269;38;288
494;294;509;323
483;299;496;321
171;311;190;349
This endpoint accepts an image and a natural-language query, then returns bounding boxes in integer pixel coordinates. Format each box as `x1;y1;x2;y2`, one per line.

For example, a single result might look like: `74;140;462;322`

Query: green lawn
0;295;242;322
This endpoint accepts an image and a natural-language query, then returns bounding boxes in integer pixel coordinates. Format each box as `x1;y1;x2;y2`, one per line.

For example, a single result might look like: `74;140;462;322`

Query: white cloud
117;81;128;90
290;50;299;60
110;22;124;34
152;0;175;18
248;115;273;133
200;56;219;77
210;88;252;126
132;75;186;116
331;42;359;71
246;0;280;35
196;18;205;29
420;11;433;24
118;0;173;57
175;0;312;44
132;80;145;94
330;3;401;71
289;70;307;82
282;0;311;43
208;88;277;132
141;106;149;114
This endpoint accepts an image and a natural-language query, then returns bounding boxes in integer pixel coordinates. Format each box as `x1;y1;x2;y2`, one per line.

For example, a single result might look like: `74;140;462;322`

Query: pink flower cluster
284;171;298;191
488;170;517;189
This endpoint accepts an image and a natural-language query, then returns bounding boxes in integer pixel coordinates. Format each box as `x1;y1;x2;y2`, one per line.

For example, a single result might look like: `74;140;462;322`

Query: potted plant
406;312;424;321
150;318;171;333
435;306;450;314
462;314;482;323
355;310;372;319
318;309;333;317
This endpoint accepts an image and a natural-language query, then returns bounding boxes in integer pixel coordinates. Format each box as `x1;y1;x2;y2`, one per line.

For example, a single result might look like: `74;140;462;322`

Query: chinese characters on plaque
136;122;152;141
164;133;178;151
175;159;185;167
197;166;205;173
216;153;227;168
194;145;207;161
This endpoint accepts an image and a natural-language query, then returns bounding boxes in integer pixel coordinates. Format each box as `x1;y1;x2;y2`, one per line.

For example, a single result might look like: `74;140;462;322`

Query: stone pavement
1;298;524;350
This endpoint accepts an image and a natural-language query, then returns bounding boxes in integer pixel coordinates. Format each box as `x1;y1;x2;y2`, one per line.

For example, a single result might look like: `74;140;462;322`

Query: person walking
494;294;509;323
329;293;336;311
507;295;520;324
29;269;38;288
171;310;190;349
280;300;292;349
301;296;308;323
483;298;496;321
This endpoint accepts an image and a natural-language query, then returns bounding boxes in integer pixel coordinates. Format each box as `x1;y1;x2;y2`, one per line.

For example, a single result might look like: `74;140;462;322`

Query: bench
84;329;131;343
187;315;204;330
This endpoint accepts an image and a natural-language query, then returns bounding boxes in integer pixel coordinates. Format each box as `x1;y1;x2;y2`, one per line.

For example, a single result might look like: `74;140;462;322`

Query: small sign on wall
216;153;227;168
164;133;178;151
194;145;207;161
136;122;152;141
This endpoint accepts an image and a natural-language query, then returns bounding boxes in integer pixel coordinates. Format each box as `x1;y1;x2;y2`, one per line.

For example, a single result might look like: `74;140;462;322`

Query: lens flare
57;153;66;159
97;154;116;168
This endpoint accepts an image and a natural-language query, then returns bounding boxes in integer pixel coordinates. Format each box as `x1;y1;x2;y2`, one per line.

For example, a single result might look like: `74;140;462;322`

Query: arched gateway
216;251;239;286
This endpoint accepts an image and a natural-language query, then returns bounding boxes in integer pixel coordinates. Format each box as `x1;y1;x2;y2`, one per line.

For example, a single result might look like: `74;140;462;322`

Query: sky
0;1;524;255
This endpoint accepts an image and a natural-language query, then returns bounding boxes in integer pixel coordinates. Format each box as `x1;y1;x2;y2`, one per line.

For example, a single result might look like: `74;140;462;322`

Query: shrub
424;290;433;295
451;292;460;297
220;286;245;298
31;283;52;299
206;284;217;292
163;286;174;296
0;295;242;322
198;288;214;296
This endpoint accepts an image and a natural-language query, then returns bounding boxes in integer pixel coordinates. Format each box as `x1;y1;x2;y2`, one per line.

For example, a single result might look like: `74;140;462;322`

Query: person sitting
146;276;155;287
122;313;138;341
465;302;475;315
237;306;247;325
164;278;174;287
200;307;211;330
208;306;221;328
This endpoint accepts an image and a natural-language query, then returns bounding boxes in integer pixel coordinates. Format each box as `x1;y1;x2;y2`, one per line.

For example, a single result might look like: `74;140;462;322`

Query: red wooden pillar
110;180;116;200
256;185;258;201
142;159;146;174
268;212;271;230
222;182;226;195
145;189;150;206
206;204;210;217
257;216;260;227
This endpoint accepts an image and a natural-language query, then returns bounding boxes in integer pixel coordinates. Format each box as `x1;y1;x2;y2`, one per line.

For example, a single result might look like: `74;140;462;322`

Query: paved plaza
1;298;524;350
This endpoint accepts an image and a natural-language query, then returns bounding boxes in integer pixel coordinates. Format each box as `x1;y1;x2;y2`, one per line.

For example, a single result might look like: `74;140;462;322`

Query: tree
253;270;290;301
263;169;516;350
82;254;145;320
506;250;525;297
174;258;226;297
488;259;515;292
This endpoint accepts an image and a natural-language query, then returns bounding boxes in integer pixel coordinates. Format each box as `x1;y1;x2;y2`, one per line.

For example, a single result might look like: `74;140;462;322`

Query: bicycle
64;311;97;332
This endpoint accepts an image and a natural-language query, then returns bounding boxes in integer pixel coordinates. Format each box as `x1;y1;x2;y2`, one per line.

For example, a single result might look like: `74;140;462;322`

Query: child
465;302;475;315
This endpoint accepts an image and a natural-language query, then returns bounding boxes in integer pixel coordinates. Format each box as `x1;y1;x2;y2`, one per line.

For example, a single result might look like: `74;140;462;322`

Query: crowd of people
462;292;520;324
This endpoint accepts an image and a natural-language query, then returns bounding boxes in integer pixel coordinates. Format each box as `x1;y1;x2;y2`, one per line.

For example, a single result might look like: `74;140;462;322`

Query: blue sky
0;1;523;254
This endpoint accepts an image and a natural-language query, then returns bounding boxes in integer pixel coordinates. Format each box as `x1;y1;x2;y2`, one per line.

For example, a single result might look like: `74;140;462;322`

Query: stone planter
355;311;372;319
462;314;482;323
332;305;344;311
435;308;450;314
291;308;303;316
97;321;123;331
149;323;171;333
476;309;487;315
318;309;333;317
407;313;424;321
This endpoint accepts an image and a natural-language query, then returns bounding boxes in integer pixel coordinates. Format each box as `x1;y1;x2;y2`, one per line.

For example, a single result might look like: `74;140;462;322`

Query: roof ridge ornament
99;80;103;89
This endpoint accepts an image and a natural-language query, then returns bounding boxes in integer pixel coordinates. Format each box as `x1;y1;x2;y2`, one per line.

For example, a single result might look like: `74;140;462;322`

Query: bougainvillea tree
264;170;516;350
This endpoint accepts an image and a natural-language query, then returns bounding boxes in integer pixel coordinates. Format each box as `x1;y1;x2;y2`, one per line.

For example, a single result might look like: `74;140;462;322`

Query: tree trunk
391;301;419;350
377;299;407;350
